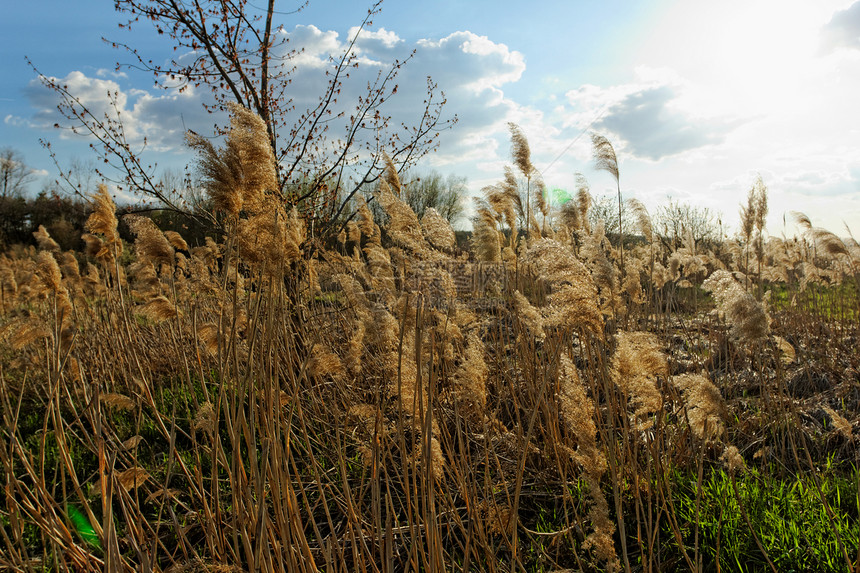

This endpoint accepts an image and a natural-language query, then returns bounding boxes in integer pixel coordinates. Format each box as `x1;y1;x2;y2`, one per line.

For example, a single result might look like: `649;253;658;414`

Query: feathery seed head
591;134;619;182
125;215;175;267
523;239;603;336
187;103;277;218
33;225;60;251
36;251;63;293
163;230;189;252
612;331;667;429
421;207;456;251
512;290;545;341
85;184;122;262
702;269;769;344
137;295;179;323
508;122;534;178
674;372;727;440
720;445;746;474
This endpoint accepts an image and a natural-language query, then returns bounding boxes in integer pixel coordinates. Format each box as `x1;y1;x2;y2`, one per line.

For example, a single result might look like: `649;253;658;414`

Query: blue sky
3;0;860;235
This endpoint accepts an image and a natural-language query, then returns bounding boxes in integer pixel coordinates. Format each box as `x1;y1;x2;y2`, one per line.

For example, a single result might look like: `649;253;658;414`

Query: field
1;108;859;572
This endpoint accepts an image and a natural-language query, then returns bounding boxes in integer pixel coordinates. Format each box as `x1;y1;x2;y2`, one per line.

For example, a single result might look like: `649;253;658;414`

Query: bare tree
402;170;467;224
588;193;633;240
367;169;467;229
654;198;720;249
31;0;455;234
0;148;37;198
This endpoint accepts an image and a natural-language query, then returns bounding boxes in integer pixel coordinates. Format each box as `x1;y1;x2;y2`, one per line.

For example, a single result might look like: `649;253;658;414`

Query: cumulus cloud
21;24;529;191
596;85;729;160
351;27;403;55
279;25;341;69
562;69;740;162
23;71;218;152
273;28;526;170
417;32;525;92
709;166;858;228
779;168;856;196
820;1;860;53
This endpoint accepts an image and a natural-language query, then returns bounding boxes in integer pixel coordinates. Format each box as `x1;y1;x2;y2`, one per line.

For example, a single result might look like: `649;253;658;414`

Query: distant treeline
0;192;218;252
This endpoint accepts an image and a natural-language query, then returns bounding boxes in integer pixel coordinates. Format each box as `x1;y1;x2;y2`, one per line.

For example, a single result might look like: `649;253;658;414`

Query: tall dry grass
0;112;858;573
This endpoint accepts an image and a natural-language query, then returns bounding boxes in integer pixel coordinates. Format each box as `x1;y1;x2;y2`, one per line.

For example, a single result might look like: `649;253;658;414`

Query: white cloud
24;71;219;152
20;25;530;196
5;114;29;127
280;25;342;69
416;32;525;92
562;69;740;161
20;14;857;235
95;68;128;79
820;1;860;53
350;27;403;52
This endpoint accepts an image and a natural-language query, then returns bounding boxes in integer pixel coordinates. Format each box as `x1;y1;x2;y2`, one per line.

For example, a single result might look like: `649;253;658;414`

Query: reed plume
720;445;746;474
163;230;189;252
580;223;620;319
532;175;548;220
560;200;581;233
356;197;380;244
193;401;217;434
420;207;456;251
523;238;603;336
740;186;756;246
612;331;667;429
485;177;517;236
196;323;220;356
702;269;769;344
773;335;796;364
472;202;502;262
137;295;179;323
346;320;366;376
453;332;488;419
557;354;618;571
33;225;60;252
124;215;175;267
503;166;524;228
627;198;652;244
187;103;277;218
376;178;429;256
509;123;534;178
822;407;853;440
59;252;82;285
101;393;136;411
236;204;305;272
381;152;403;197
363;242;396;295
512;290;545;341
1;317;51;350
85;184;123;264
0;260;17;300
36;250;63;293
576;174;592;233
509;122;544;240
308;342;345;380
674;372;727;440
116;467;149;493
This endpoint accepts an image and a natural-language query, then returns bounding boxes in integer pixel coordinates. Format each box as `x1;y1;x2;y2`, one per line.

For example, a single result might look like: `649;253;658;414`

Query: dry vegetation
1;107;859;572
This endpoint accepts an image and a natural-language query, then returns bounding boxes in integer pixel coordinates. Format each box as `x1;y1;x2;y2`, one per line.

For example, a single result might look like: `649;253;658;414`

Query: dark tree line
0;187;216;253
0;192;89;252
